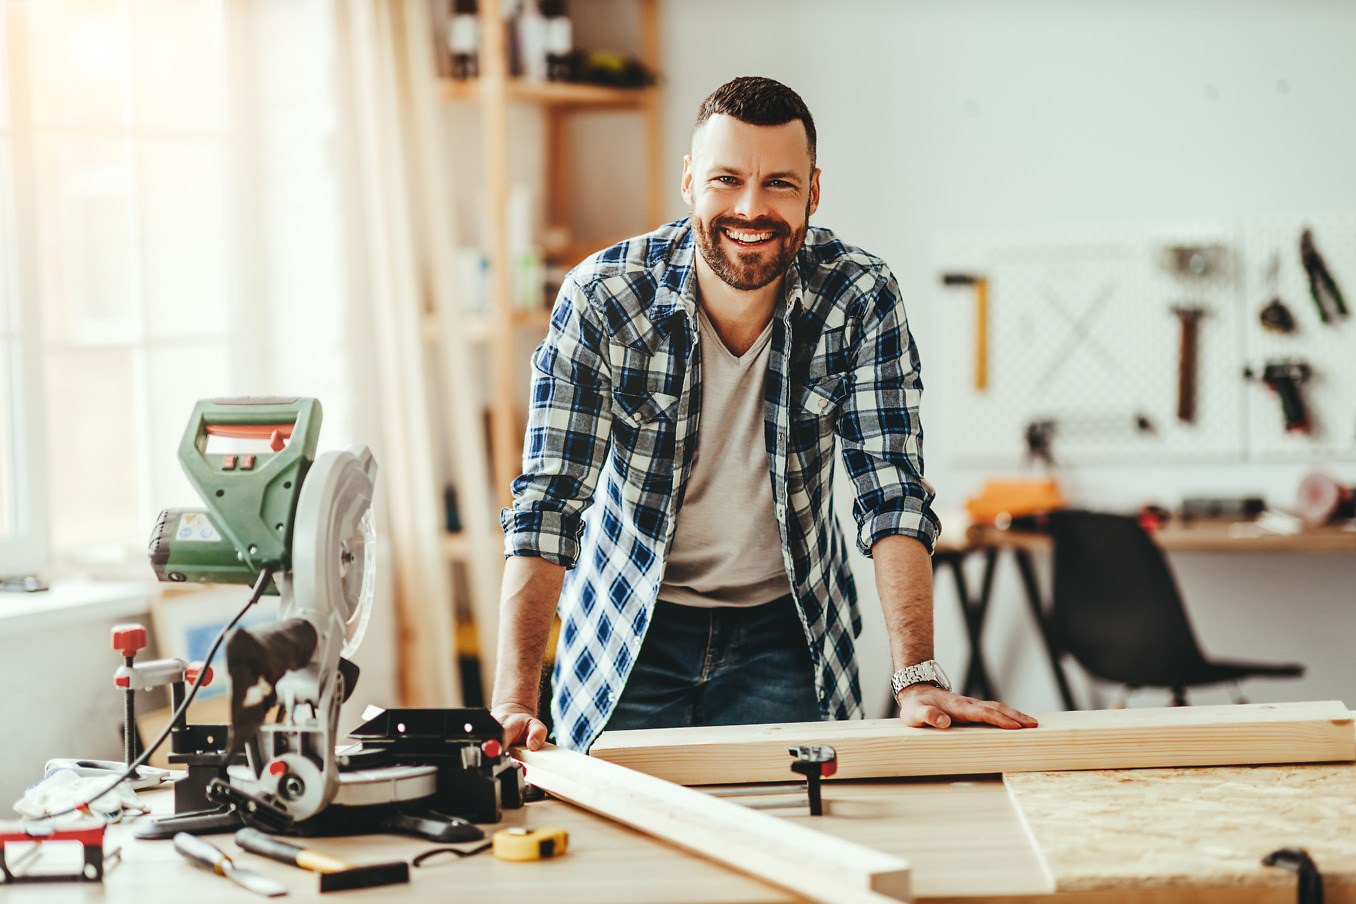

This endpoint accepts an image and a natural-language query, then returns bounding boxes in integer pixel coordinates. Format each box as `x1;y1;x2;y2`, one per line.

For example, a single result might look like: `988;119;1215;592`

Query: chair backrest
1047;510;1212;687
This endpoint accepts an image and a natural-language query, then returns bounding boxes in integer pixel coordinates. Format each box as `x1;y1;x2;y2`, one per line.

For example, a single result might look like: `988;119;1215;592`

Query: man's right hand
491;702;549;750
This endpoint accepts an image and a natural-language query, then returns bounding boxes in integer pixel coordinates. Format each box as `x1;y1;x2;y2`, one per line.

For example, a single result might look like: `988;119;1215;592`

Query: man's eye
716;176;738;185
768;180;794;189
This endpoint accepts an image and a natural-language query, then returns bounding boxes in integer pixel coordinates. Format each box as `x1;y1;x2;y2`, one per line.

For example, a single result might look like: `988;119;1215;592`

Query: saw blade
290;446;379;658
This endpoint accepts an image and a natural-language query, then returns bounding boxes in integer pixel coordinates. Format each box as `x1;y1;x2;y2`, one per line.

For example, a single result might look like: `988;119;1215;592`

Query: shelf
423;307;552;345
439;78;655;109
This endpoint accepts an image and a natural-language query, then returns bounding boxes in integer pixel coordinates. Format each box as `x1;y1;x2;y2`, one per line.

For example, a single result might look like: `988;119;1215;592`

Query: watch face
931;661;951;690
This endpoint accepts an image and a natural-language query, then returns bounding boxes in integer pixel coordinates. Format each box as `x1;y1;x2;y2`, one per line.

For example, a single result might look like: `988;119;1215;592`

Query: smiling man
493;77;1036;752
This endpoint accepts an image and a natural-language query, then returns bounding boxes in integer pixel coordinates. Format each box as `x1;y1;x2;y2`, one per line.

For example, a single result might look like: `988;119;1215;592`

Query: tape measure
492;827;568;861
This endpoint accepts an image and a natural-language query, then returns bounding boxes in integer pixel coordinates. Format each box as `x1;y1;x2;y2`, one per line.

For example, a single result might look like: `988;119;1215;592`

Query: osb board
1004;763;1356;895
591;701;1356;785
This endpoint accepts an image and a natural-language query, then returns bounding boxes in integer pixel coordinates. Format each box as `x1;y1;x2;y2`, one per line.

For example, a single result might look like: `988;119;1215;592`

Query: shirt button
632;412;643;423
818;690;826;700
607;692;617;702
776;505;785;519
818;398;828;410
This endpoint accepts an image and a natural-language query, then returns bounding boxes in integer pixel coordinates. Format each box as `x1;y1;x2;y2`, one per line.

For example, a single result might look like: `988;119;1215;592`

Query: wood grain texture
1005;763;1356;895
514;744;911;904
590;702;1356;785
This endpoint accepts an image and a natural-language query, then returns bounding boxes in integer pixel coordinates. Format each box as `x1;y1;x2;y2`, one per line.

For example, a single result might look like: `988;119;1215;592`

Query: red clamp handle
112;623;147;658
186;662;213;687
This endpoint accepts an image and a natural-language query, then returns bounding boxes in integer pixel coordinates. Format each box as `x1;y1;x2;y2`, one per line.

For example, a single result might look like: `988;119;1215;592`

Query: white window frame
1;0;244;576
0;2;50;577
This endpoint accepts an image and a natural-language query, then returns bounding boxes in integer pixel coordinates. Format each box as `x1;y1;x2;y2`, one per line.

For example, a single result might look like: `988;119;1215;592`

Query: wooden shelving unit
438;0;666;514
417;1;665;696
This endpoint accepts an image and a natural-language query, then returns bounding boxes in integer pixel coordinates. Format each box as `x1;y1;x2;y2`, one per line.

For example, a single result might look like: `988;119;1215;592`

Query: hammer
942;273;989;391
1170;306;1206;423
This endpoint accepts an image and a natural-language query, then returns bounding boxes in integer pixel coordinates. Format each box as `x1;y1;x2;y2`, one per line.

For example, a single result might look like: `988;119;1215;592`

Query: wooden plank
1004;763;1356;897
590;701;1356;785
514;745;911;904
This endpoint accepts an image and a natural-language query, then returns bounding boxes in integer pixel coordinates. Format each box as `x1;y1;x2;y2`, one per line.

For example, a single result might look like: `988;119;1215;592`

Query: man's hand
895;684;1038;730
491;702;549;750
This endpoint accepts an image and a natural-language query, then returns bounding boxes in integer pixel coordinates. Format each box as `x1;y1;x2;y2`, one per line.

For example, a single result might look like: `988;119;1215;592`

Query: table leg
1013;548;1077;710
938;550;995;700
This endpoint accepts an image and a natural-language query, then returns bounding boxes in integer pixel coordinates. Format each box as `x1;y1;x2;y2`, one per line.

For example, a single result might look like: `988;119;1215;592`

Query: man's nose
731;183;769;221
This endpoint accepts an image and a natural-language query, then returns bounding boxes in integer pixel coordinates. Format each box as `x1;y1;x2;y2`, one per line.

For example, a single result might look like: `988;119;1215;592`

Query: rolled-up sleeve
836;268;941;556
500;275;614;568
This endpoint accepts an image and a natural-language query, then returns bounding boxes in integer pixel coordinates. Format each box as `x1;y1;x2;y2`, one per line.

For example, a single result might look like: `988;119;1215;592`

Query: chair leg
1110;686;1132;709
1229;681;1249;705
1170;687;1188;707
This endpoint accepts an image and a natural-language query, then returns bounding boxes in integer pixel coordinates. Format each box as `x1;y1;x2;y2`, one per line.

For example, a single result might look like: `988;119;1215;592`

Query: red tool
0;822;109;883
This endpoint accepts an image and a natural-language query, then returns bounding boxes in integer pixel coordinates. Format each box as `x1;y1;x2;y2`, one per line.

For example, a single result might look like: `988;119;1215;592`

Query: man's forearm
491;554;567;712
871;534;935;669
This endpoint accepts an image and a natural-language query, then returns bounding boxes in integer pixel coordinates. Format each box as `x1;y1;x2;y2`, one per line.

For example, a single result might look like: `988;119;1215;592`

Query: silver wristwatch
890;660;951;696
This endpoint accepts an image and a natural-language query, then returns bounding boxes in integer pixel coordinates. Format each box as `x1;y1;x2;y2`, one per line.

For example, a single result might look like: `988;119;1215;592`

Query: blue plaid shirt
501;220;939;751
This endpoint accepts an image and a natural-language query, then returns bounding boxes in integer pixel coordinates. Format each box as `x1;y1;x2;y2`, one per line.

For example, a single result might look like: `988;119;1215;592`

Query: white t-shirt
657;308;792;608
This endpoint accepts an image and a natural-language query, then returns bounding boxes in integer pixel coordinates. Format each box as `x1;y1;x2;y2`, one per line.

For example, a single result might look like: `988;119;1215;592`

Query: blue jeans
601;595;823;732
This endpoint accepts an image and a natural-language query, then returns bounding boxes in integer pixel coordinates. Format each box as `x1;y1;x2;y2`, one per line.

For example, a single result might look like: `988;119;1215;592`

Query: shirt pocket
610;389;681;483
789;374;845;480
796;374;846;421
612;389;680;427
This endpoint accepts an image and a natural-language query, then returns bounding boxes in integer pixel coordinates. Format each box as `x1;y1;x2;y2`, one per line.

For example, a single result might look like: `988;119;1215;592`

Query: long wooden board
589;701;1355;785
513;745;911;904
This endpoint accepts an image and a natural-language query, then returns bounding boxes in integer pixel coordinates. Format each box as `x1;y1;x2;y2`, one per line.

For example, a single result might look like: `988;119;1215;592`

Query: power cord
35;566;277;822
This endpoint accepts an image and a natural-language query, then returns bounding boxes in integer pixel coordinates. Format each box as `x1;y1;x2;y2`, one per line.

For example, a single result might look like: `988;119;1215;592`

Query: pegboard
932;220;1248;466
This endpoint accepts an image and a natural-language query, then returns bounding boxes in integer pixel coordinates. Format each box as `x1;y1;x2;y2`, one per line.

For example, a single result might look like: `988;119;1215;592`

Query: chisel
235;828;409;892
173;832;288;897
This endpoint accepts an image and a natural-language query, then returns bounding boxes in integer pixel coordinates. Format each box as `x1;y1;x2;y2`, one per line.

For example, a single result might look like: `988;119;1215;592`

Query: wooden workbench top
10;763;1356;903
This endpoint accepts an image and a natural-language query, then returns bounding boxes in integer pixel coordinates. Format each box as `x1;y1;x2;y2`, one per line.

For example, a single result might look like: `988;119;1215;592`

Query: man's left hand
895;684;1038;730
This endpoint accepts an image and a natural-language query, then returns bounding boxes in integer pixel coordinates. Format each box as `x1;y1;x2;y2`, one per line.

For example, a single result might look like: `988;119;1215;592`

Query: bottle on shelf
541;0;573;82
515;0;548;81
448;0;479;80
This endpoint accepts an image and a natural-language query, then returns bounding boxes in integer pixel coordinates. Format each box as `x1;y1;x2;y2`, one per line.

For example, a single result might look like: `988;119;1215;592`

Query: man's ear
807;167;821;218
681;154;694;205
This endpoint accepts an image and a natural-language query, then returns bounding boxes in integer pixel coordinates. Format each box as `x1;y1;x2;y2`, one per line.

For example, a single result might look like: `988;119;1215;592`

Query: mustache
711;215;789;236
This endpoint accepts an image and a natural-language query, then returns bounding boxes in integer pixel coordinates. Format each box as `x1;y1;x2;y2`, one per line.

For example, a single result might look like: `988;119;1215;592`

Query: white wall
654;0;1356;714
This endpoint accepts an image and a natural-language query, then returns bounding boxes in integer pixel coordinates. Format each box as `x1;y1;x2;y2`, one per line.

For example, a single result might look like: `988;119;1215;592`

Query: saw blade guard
290;444;380;660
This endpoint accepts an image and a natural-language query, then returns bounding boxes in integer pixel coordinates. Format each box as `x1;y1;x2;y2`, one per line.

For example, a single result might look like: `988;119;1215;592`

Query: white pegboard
1240;214;1356;460
932;220;1248;466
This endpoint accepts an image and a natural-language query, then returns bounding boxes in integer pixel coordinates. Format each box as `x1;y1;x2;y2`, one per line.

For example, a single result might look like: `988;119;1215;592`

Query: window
1;0;239;575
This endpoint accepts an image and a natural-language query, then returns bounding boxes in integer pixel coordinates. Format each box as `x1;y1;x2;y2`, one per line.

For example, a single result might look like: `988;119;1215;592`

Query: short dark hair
693;77;817;171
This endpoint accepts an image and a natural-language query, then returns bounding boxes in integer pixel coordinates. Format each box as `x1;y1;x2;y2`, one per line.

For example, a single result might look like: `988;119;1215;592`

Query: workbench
933;518;1356;709
8;759;1355;903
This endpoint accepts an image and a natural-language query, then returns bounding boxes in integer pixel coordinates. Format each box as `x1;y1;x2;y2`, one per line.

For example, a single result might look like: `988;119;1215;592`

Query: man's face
682;114;820;293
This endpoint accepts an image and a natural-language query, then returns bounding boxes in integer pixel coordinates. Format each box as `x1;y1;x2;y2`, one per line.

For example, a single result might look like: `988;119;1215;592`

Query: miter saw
137;397;522;841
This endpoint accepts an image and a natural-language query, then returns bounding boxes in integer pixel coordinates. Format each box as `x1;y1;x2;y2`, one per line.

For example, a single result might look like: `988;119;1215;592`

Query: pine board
589;701;1355;785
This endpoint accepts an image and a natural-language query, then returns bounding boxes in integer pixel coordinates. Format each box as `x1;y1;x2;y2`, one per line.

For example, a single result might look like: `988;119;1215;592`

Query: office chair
1046;510;1304;706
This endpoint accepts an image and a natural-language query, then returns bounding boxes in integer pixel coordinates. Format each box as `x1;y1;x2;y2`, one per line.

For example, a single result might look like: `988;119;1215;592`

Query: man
493;77;1035;751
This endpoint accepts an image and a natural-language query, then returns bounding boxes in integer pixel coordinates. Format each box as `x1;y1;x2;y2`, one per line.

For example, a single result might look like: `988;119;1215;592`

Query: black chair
1046;510;1304;706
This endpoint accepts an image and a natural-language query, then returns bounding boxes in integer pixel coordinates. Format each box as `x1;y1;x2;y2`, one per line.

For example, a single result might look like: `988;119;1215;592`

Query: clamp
788;745;837;817
1263;847;1323;904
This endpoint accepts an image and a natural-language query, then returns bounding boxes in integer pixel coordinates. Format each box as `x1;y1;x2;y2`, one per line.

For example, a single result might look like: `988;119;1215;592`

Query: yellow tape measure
492;826;569;861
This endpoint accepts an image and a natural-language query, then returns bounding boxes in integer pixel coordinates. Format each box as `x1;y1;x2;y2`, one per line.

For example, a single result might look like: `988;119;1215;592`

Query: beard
692;208;808;292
